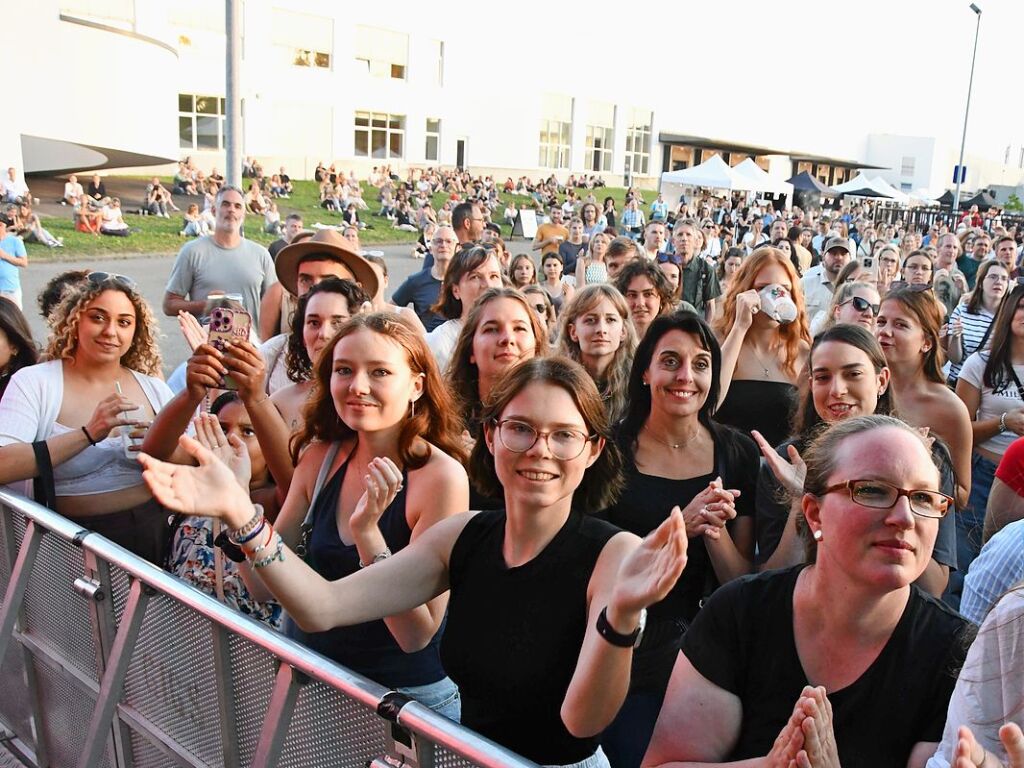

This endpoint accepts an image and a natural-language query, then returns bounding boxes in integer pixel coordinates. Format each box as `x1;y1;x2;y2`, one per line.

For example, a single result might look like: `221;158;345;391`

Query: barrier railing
0;490;538;768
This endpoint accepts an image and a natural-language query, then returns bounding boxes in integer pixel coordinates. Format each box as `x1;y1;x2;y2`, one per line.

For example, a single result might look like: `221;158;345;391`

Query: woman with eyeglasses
812;281;882;335
753;324;959;597
876;244;902;296
903;249;935;288
953;282;1024;602
945;259;1009;389
875;287;973;568
614;260;675;341
644;415;968;768
601;312;756;768
0;272;173;562
523;285;558;343
141;356;690;768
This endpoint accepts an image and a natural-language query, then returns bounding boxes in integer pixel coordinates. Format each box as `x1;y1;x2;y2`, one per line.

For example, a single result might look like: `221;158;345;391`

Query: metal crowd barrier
0;490;538;768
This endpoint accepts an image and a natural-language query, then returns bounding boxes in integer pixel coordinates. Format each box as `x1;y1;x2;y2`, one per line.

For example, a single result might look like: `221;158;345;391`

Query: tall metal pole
225;0;242;188
953;3;982;219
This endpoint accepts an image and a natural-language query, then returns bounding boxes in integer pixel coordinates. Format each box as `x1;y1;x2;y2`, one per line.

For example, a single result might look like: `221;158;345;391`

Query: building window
430;39;444;86
178;94;226;151
355;26;408;80
900;182;913;192
425;119;441;162
271;8;332;69
900;156;915;176
585;101;614;173
625;108;652;176
539;94;573;170
355;112;405;159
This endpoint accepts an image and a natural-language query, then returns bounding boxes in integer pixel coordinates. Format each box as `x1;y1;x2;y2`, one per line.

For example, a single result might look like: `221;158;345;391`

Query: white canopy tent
659;154;751;205
832;172;885;195
732;158;793;196
867;177;911;205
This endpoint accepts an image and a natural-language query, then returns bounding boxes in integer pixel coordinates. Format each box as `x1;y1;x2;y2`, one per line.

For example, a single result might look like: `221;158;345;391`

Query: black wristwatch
213;529;247;563
596;606;647;648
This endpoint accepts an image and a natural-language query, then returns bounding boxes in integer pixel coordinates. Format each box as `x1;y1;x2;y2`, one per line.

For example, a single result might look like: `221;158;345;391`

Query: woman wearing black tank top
602;312;757;768
141;357;690;768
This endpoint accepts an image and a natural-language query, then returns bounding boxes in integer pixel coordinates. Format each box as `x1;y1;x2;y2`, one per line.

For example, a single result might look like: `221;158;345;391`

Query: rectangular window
585;101;615;173
900;156;915;176
354;111;405;159
432;40;445;86
539;94;573;170
425;118;441;162
178;93;226;151
271;8;332;69
355;26;408;80
624;108;652;176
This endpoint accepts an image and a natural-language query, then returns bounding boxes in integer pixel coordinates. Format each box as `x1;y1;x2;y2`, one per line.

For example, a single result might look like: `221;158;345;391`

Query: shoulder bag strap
31;441;57;511
970;318;995;357
295;441;343;559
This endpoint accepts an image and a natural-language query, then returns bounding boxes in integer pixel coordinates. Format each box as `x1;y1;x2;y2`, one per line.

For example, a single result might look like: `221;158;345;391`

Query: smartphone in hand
207;308;252;390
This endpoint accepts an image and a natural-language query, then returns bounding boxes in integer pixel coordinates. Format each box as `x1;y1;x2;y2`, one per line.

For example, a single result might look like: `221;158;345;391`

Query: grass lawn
27;178;652;261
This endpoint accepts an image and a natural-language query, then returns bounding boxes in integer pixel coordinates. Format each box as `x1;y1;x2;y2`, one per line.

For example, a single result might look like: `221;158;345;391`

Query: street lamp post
953;3;983;219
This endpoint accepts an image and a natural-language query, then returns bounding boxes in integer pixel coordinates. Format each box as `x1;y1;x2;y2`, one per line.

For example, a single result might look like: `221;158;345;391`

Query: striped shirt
948;305;995;383
960;518;1024;625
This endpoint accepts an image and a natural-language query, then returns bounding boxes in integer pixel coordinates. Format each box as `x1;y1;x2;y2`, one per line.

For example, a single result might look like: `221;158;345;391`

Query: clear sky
384;0;1021;163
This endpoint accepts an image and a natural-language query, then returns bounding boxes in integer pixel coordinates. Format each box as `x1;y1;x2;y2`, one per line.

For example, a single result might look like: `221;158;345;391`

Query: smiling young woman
140;356;690;767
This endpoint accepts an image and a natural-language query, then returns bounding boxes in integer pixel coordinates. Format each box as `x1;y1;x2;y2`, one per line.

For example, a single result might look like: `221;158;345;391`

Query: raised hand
794;686;840;768
192;412;251;491
185;342;227;401
733;289;761;333
222;340;268;404
608;508;688;620
953;723;1024;768
139;435;253;528
348;457;404;536
178;310;207;352
753;430;806;497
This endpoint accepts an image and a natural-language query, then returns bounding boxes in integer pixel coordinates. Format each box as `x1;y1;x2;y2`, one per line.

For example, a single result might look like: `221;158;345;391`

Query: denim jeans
600;691;663;768
397;676;461;722
945;451;998;609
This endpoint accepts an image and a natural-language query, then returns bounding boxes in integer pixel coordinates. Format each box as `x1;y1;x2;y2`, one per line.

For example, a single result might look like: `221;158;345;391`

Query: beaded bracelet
227;504;265;544
235;518;266;546
251;534;285;569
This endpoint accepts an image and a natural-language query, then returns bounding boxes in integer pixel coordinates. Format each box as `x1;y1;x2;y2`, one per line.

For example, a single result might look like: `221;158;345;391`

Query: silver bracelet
1000;412;1008;433
251;534;285;569
358;547;392;568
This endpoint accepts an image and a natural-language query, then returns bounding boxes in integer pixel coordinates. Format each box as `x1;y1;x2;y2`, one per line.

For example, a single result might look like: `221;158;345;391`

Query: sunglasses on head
657;253;682;266
841;296;881;315
88;271;137;290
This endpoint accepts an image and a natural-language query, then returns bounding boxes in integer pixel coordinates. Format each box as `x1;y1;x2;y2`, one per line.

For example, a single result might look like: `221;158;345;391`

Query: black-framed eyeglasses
88;271;137;290
840;296;881;315
822;479;952;519
493;418;596;460
657;253;682;266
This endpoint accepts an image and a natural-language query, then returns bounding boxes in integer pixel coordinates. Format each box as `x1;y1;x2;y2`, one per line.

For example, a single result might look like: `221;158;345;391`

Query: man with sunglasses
668;219;720;322
163;185;275;329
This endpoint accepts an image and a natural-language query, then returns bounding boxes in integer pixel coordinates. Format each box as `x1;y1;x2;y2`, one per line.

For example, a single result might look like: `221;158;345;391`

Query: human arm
576;257;587;286
955;379;1022;447
752;432;809;571
561;510;688;738
258;283;283;341
716;291;759;409
139;435;470;632
163;291;206;318
0;244;27;268
349;455;469;652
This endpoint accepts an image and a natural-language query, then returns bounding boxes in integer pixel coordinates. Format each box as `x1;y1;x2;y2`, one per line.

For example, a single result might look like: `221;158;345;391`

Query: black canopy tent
964;190;998;210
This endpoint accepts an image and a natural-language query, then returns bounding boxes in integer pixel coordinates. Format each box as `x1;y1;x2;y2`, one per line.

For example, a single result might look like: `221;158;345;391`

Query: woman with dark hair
902;249;934;288
603;196;618;232
715;247;812;447
541;252;575;315
644;415;967;767
0;297;37;400
613;260;675;341
954;282;1024;590
945;259;1008;388
558;284;637;425
426;245;504;372
754;324;959;596
141;355;690;767
601;311;757;768
523;285;557;342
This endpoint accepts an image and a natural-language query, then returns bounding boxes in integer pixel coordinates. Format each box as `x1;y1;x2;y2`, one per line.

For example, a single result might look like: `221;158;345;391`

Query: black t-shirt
268;237;288;261
682;566;967;766
390;269;444;331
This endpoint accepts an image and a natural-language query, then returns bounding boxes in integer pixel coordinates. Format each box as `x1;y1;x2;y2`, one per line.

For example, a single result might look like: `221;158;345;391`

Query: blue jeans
397;676;461;722
945;451;998;609
601;691;663;768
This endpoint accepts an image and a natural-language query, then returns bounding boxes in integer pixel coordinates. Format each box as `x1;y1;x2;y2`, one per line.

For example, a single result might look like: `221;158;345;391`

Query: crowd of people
1;167;1024;768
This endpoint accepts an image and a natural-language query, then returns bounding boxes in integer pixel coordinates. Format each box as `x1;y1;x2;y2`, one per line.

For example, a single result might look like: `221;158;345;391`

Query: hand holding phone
207;308;252;390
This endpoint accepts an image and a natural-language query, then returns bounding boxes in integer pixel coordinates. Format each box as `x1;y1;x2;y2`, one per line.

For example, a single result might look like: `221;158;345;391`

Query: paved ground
20;239;534;376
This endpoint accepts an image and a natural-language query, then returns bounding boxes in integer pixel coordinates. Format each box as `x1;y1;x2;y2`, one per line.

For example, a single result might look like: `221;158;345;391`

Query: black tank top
714;379;797;447
302;452;446;688
441;509;620;765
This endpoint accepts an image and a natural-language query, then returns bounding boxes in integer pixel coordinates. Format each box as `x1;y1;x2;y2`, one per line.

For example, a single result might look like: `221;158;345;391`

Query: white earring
813;529;823;542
